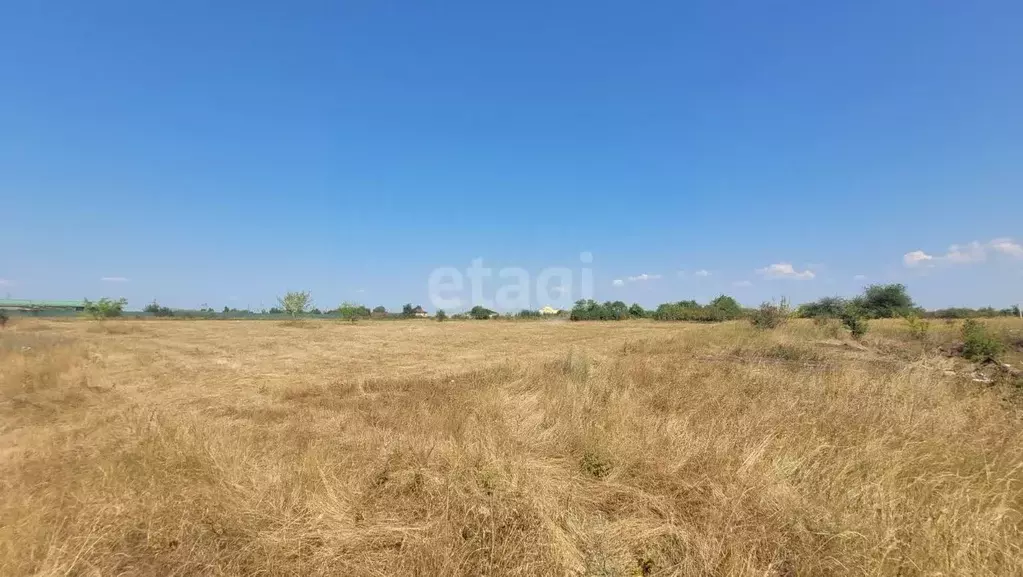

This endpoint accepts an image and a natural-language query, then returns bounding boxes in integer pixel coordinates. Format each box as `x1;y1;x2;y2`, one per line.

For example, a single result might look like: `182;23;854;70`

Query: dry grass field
2;317;1023;576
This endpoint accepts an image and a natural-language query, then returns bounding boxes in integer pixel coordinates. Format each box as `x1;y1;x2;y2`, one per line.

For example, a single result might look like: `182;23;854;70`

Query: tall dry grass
1;318;1022;576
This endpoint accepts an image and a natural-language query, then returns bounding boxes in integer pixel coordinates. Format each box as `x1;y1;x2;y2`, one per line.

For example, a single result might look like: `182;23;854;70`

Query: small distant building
539;306;560;316
412;305;429;318
0;299;86;312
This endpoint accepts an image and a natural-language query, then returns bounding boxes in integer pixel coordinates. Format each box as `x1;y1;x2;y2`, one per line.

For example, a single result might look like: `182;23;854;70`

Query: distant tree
470;305;495;320
269;307;284;315
401;303;414;318
708;294;743;319
607;301;629;320
84;297;128;319
749;299;790;330
797;296;847;319
223;306;230;314
0;310;8;329
278;291;312;317
145;300;174;317
855;284;914;319
338;302;370;323
436;309;447;322
628;303;646;318
517;309;541;318
570;299;632;321
373;305;387;315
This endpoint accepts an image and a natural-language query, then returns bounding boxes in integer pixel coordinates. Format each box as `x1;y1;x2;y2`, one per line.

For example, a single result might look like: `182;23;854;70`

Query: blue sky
2;0;1021;311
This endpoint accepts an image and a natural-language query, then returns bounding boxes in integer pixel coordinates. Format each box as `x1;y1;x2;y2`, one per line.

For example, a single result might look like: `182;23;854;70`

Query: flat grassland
2;318;1022;576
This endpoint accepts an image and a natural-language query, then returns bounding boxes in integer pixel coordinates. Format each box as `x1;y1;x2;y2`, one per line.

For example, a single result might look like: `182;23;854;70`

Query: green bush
649;295;745;322
797;296;847;319
144;300;174;317
750;299;789;329
842;312;869;339
708;294;744;319
570;300;628;321
0;310;8;328
436;309;447;322
855;284;915;319
470;305;496;320
960;319;1004;361
904;315;930;341
338;302;371;323
84;297;128;319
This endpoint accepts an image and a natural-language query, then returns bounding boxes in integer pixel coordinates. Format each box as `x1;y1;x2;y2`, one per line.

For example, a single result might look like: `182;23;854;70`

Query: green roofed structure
0;299;86;312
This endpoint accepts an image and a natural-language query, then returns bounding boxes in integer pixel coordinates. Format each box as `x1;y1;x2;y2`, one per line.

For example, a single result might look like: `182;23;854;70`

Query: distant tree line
75;284;1022;323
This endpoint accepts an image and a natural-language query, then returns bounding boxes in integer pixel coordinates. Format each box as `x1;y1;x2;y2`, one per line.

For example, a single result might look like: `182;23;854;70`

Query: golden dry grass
2;317;1022;576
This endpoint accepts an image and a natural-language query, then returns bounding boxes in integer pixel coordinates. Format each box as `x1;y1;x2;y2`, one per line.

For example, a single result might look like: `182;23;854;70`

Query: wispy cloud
0;279;10;286
355;288;366;294
853;274;867;281
551;285;568;295
626;273;662;282
756;263;815;280
100;276;129;282
903;238;1023;268
903;250;935;267
732;280;753;287
989;238;1023;258
612;279;624;287
694;269;711;277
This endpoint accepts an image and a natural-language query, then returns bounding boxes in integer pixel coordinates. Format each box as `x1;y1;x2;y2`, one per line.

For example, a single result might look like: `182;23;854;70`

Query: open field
2;318;1023;576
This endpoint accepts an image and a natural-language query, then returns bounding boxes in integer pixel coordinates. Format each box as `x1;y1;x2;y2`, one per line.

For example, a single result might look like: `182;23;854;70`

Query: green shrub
84;297;128;319
570;300;628;321
855;284;915;319
580;450;612;479
842;313;869;339
470;305;496;320
708;294;744;319
960;319;1004;361
0;310;7;328
904;315;930;341
750;299;789;329
144;300;174;317
436;309;447;322
797;296;847;319
651;298;740;322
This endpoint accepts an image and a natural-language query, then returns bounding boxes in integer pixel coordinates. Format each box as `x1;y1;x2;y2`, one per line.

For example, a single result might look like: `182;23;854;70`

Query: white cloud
626;273;662;282
355;288;366;293
732;280;753;287
101;277;129;282
756;263;815;280
903;250;934;268
989;238;1023;258
903;237;1023;268
612;279;624;287
853;274;867;281
694;269;711;277
945;241;986;264
551;285;568;295
0;279;10;286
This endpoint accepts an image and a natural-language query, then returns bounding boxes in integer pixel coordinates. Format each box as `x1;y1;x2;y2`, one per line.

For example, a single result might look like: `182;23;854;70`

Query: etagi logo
428;252;595;312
